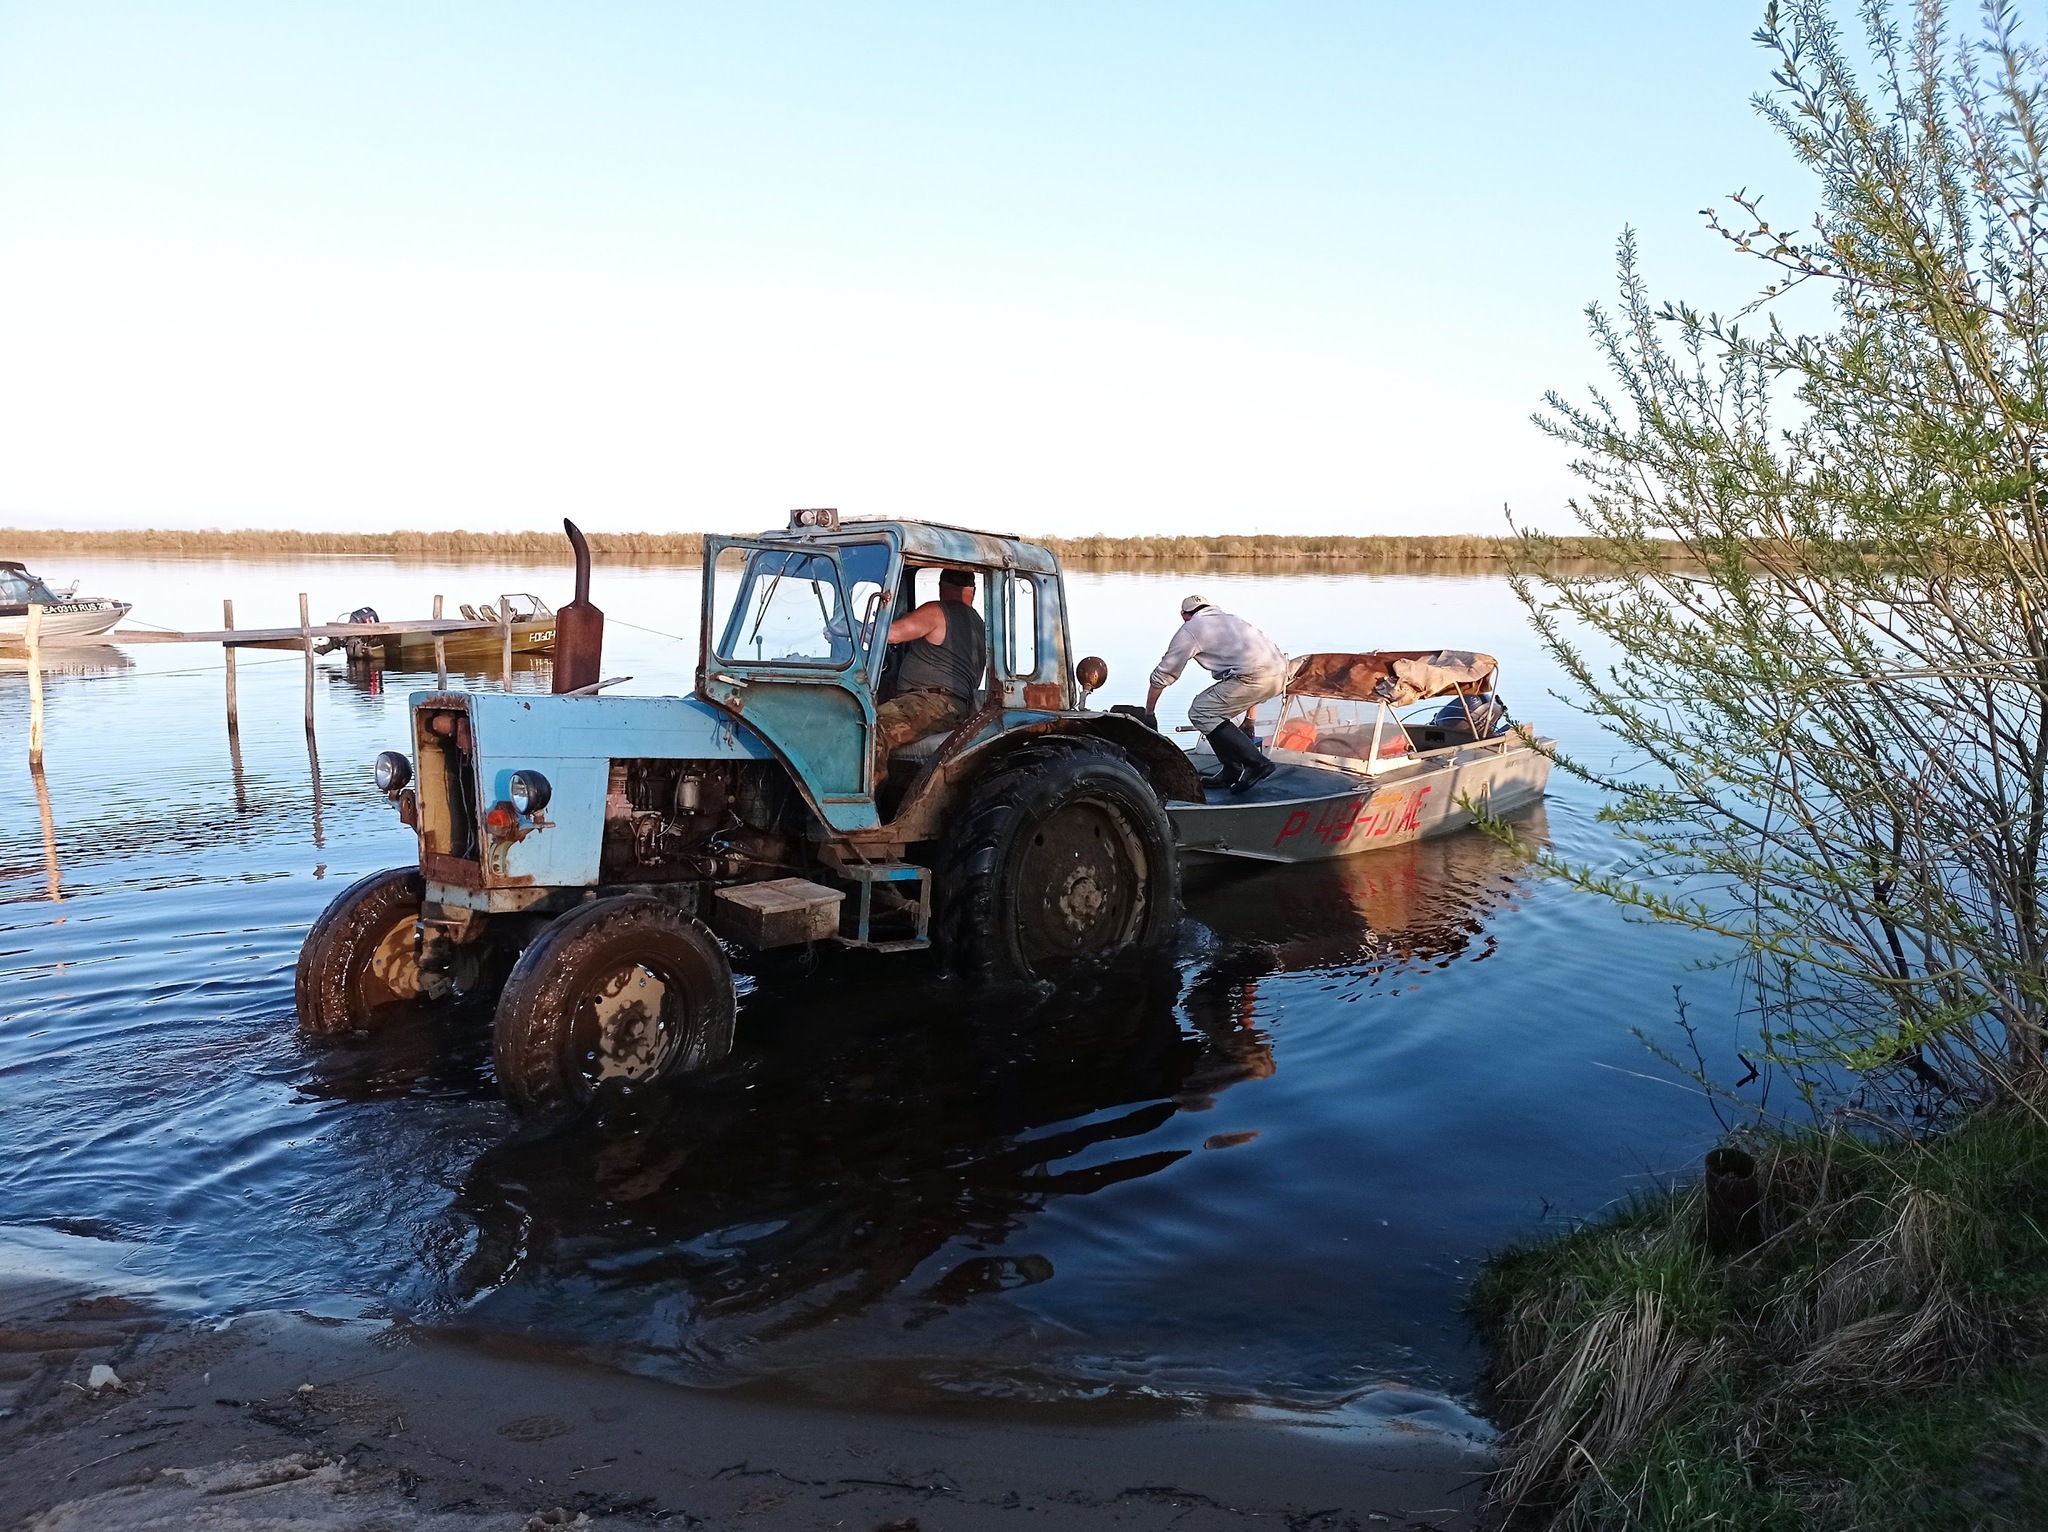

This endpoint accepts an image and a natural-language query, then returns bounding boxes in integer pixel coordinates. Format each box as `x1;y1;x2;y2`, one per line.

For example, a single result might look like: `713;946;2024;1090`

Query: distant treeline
1042;532;1678;565
0;527;688;560
2;526;1687;568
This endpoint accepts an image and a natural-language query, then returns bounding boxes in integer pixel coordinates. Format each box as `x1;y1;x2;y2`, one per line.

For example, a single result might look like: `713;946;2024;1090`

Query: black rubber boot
1210;721;1276;795
1200;735;1242;790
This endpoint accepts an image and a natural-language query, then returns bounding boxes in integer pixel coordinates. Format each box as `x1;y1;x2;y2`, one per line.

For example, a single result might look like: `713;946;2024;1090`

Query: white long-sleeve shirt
1150;609;1290;690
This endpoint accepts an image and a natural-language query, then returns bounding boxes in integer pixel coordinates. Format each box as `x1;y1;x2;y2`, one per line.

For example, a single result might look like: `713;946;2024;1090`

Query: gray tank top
893;601;986;702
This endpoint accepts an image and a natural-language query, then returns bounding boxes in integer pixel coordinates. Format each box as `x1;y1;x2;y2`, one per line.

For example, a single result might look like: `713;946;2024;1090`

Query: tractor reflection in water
293;814;1544;1363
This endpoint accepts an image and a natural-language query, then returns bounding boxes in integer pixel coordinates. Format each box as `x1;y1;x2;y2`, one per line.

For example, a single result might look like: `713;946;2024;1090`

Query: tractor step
830;860;931;951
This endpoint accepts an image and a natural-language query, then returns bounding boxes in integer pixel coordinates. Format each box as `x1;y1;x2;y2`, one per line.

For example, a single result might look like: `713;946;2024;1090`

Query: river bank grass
1471;1106;2048;1529
0;525;1682;570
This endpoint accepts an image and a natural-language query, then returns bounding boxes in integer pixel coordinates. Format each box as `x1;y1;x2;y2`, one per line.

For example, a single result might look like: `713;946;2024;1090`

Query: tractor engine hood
412;690;776;895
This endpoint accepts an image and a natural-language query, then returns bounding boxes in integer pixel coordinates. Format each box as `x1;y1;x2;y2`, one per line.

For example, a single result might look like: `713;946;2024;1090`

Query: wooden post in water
31;758;61;901
228;717;249;813
500;595;513;691
299;592;316;735
308;733;324;849
24;602;44;767
298;592;324;846
222;598;240;732
432;594;448;690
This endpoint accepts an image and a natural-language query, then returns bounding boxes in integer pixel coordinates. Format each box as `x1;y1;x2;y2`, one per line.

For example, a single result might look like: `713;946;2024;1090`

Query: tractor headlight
509;770;552;817
374;751;412;793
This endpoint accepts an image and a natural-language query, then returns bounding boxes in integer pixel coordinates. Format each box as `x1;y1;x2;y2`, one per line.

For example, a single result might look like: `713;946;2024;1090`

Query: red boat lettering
1324;797;1364;843
1274;786;1431;849
1396;785;1433;831
1308;798;1362;844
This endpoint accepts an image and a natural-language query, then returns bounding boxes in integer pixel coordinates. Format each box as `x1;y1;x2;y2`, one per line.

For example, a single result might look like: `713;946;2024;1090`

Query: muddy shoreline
0;1268;1487;1530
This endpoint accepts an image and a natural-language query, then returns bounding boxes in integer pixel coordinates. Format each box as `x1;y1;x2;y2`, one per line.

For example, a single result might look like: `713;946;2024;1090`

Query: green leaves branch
1506;0;2048;1113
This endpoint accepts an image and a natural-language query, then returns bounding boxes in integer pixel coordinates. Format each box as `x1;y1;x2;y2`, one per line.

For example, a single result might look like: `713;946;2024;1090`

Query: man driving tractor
873;567;986;780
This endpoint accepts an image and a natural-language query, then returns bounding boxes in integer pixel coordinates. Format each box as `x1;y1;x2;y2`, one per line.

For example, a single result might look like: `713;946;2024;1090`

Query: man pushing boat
1144;594;1289;793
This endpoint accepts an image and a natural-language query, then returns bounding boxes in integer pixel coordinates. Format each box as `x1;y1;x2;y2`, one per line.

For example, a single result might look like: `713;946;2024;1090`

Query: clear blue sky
0;2;1800;536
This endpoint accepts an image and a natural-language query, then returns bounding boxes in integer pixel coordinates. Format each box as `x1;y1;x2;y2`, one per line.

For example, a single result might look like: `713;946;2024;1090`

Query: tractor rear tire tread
936;738;1180;979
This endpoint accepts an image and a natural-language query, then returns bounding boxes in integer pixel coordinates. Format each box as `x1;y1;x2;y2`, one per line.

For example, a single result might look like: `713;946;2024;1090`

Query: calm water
0;555;1738;1419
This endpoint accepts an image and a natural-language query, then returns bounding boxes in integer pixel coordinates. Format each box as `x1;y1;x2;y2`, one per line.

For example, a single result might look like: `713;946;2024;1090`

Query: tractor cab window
899;565;989;609
1007;575;1039;677
716;548;854;668
836;541;892;657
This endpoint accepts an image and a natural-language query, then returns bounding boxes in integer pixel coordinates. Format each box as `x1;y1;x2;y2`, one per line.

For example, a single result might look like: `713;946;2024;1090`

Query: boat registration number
1273;785;1432;849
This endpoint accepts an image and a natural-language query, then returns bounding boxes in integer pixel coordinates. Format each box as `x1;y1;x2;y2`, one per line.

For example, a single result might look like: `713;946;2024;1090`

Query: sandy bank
0;1272;1488;1530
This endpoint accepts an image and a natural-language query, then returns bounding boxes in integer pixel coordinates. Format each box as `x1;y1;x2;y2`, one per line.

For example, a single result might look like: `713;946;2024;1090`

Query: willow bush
1517;0;2048;1110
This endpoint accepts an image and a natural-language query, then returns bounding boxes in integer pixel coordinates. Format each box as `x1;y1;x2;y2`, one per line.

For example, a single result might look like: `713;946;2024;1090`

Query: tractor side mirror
1076;656;1108;707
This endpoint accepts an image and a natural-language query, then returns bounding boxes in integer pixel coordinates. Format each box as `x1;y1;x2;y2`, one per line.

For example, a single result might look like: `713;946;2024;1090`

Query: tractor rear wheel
296;867;432;1035
491;896;736;1116
937;741;1180;980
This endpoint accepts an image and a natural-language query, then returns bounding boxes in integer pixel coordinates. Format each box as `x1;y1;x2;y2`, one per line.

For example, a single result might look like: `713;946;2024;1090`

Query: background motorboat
0;560;131;642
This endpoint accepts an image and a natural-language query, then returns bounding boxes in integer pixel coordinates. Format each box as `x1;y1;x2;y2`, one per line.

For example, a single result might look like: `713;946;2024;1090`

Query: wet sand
0;1274;1488;1531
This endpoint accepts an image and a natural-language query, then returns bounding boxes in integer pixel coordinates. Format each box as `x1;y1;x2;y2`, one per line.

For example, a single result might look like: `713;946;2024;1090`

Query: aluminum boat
0;561;130;642
1166;649;1552;863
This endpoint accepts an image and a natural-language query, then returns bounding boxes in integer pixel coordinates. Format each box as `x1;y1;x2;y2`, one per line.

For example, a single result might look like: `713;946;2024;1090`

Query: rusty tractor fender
872;712;1203;847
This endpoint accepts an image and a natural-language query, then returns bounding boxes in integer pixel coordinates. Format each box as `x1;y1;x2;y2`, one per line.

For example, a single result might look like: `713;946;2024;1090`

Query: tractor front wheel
296;867;433;1035
491;896;736;1117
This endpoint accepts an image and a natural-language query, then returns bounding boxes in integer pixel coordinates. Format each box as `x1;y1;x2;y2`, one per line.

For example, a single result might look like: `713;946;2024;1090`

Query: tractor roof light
509;770;552;817
788;507;839;531
374;751;412;793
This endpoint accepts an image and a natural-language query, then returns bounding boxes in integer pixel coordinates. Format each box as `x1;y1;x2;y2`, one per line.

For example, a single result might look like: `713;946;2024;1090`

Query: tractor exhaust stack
552;519;604;694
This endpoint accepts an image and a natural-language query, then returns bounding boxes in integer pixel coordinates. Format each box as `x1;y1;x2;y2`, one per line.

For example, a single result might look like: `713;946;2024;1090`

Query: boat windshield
1254;695;1414;762
0;567;63;606
1252;688;1510;765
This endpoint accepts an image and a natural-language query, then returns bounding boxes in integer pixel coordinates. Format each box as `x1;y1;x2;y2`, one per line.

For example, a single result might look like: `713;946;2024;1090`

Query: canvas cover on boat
1284;650;1497;705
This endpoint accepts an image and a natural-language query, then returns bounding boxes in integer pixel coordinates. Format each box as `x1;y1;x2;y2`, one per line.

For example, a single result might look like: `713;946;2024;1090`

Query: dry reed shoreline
1471;1107;2048;1528
0;525;1682;569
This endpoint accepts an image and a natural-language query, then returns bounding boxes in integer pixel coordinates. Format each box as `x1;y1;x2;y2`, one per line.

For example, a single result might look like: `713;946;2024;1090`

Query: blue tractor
296;513;1200;1114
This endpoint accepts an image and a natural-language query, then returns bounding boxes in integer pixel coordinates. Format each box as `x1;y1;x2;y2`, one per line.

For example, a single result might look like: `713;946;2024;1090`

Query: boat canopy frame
1259;649;1506;778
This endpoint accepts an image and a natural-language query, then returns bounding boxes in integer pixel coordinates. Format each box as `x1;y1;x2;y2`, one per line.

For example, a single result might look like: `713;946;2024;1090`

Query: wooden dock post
25;602;45;767
299;592;316;734
432;595;448;690
500;595;513;691
223;598;240;731
31;758;61;902
307;730;325;849
228;720;249;813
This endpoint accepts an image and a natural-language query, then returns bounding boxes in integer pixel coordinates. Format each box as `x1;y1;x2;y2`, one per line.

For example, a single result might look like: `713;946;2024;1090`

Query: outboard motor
342;606;380;664
553;518;604;694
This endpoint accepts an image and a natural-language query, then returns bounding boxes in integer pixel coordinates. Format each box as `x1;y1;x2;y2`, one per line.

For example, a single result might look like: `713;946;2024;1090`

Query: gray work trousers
1187;669;1289;734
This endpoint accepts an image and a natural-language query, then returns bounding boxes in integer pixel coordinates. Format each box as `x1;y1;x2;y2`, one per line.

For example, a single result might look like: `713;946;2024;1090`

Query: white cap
1180;593;1210;616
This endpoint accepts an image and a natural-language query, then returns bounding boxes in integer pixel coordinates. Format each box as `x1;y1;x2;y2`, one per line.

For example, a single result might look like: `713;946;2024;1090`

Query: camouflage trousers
873;689;973;779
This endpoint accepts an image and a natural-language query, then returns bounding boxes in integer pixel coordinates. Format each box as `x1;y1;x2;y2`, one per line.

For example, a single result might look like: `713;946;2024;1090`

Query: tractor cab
696;511;1082;833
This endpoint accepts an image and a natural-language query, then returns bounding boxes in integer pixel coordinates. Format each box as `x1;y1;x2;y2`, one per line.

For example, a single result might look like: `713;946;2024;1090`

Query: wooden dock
38;617;502;646
15;592;540;768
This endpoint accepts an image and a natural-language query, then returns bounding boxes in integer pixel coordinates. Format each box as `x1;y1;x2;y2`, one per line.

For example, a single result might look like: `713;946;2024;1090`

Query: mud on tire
296;866;431;1036
936;740;1181;980
492;896;735;1117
